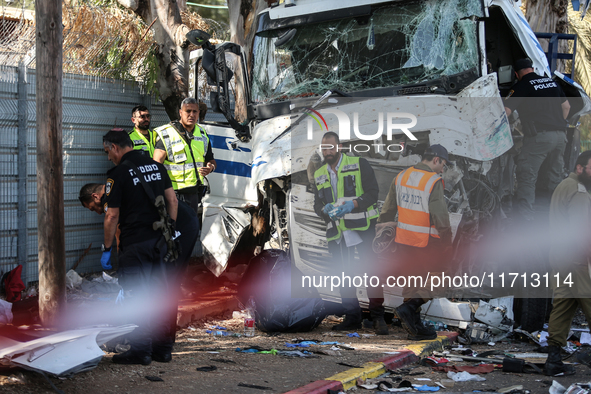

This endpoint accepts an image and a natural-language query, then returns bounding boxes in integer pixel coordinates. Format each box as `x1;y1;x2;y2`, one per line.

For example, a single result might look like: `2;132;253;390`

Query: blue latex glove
100;250;112;270
322;203;335;215
334;200;355;218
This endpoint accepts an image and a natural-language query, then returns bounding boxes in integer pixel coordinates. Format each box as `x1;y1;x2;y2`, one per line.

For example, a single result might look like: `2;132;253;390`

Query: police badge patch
106;178;114;196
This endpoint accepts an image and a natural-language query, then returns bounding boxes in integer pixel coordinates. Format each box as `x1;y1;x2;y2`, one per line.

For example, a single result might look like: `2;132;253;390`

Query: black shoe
407;309;437;341
407;324;437;341
373;317;389;335
112;350;152;365
545;345;575;376
332;315;362;331
152;352;172;363
395;303;418;337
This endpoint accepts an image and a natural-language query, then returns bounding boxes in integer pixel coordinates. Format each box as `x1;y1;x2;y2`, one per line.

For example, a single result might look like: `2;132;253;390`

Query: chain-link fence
0;0;230;284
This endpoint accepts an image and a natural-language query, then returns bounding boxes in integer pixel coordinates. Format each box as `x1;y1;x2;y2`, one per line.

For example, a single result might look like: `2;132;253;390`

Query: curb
284;332;458;394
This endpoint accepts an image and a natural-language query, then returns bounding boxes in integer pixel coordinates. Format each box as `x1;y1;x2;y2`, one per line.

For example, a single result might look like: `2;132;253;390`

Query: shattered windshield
252;0;482;103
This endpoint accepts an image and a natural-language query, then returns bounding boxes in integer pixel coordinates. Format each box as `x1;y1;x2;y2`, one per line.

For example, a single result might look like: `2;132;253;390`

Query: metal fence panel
0;65;170;284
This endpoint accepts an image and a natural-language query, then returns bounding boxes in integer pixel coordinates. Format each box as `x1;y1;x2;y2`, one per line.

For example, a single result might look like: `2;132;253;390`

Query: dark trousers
328;227;384;319
118;237;170;356
159;213;200;350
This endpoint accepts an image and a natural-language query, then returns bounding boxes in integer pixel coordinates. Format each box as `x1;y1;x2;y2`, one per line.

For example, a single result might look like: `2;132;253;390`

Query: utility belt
175;184;208;201
523;121;565;137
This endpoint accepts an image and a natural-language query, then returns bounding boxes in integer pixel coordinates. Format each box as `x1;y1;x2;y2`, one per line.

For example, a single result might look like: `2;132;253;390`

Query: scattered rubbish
206;330;231;336
0;325;136;377
237;382;273;390
359;383;378;389
319;341;342;345
539;331;549;346
210;325;227;330
581;332;591;346
347;333;360;338
232;310;248;319
2;264;25;302
446;371;486;382
80;280;121;294
564;383;591;394
362;333;375;338
514;328;540;345
414;384;440;391
502;357;543;374
244;296;256;337
549;380;567;394
399;380;413;387
0;299;13;325
415;378;432;381
276;350;316;358
285;342;310;348
427;321;448;331
210;358;236;364
421;356;449;366
196;365;217;372
66;269;83;289
238;250;326;333
475;298;514;330
437;379;454;388
498;385;524;393
23;287;37;298
433;364;494;374
145;375;164;382
420;298;475;329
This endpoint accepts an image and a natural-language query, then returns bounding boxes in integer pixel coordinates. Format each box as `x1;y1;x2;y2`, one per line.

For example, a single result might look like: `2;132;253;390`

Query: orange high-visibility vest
394;167;442;247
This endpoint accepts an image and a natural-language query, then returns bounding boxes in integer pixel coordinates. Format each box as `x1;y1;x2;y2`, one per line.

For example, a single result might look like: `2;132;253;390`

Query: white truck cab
187;0;591;324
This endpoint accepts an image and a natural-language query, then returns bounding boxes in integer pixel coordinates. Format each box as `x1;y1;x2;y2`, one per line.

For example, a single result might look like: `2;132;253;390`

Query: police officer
544;150;591;376
79;181;199;360
129;105;156;156
377;144;452;341
101;129;178;365
313;132;387;335
153;98;216;214
504;58;571;221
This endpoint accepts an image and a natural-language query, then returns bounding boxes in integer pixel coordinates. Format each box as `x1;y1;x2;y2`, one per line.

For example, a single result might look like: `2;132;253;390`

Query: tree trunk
118;0;191;120
524;0;569;72
36;0;66;327
227;0;270;69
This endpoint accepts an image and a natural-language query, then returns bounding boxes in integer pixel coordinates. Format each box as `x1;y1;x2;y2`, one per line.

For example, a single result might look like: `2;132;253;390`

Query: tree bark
227;0;271;69
118;0;191;120
524;0;569;72
36;0;66;327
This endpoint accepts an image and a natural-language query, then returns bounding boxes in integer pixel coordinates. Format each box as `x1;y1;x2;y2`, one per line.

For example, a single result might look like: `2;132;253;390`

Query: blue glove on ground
100;250;112;270
334;200;355;218
322;203;335;216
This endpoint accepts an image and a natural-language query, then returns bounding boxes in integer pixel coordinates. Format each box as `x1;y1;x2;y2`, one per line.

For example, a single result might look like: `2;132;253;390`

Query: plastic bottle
244;296;256;337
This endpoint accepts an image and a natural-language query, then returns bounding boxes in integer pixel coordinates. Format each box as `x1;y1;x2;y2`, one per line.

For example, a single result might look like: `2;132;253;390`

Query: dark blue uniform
504;72;569;220
104;150;174;357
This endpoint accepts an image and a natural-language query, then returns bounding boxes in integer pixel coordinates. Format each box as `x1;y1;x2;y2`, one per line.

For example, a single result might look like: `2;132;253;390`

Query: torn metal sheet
474;299;514;332
0;325;136;377
420;298;476;329
201;204;252;276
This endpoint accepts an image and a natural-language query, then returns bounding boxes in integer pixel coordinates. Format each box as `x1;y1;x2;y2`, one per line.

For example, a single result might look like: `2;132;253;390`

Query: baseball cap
424;144;449;162
514;58;533;72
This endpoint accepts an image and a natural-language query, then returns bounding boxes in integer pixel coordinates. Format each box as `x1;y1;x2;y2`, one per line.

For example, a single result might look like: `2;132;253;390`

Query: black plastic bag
238;249;326;333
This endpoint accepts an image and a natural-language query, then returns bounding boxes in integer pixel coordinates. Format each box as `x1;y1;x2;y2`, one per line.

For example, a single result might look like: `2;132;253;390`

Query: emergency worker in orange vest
377;144;452;340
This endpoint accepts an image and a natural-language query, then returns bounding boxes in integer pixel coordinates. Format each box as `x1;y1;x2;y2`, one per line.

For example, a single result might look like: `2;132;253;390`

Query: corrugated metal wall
0;65;171;284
